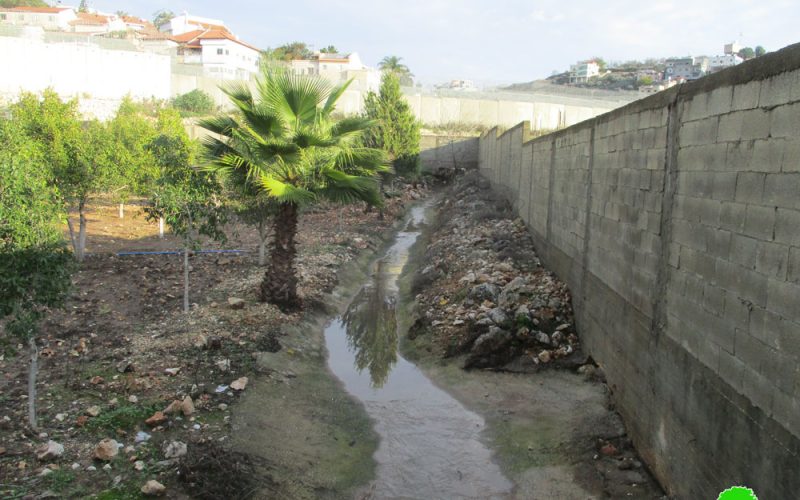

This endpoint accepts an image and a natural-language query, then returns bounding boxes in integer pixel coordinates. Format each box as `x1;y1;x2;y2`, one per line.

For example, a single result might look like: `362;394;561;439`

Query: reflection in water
342;260;398;388
324;203;514;499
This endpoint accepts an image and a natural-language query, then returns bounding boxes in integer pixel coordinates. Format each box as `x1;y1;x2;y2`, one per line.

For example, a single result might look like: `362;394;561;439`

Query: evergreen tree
78;0;88;13
363;72;421;178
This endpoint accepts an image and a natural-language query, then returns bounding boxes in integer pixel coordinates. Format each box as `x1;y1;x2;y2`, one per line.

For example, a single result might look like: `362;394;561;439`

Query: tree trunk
119;202;124;219
77;202;87;262
183;246;190;314
159;217;165;238
378;177;385;221
260;203;300;310
28;337;38;431
67;218;78;256
257;219;268;266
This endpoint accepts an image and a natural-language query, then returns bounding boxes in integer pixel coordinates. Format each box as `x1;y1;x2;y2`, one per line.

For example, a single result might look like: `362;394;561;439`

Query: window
217;48;223;55
225;50;229;55
0;14;6;20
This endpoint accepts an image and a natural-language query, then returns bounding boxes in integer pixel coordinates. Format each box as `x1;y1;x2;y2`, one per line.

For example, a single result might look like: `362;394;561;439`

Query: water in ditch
324;202;514;499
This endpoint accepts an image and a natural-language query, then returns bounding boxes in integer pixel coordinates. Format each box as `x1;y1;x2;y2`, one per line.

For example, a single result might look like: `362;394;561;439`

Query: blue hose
116;249;247;256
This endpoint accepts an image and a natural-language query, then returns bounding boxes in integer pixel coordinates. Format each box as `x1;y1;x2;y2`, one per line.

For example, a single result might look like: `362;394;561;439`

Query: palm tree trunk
260;203;300;310
257;219;268;266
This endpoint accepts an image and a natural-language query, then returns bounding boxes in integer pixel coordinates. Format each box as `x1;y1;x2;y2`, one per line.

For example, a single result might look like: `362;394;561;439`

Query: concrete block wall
418;134;479;173
478;43;800;499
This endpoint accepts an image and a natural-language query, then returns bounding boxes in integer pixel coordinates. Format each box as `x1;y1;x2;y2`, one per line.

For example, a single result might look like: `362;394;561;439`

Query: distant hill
501;79;640;99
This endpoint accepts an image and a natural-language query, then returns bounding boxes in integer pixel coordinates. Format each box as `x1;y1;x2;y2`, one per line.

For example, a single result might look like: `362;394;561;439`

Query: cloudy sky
86;0;798;86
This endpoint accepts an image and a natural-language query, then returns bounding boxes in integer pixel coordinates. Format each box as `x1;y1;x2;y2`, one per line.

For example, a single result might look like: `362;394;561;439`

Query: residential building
158;13;226;36
69;12;126;34
0;6;76;31
443;79;477;91
664;57;707;81
289;52;380;92
709;54;743;72
172;28;260;80
638;78;681;95
724;42;742;55
569;60;600;84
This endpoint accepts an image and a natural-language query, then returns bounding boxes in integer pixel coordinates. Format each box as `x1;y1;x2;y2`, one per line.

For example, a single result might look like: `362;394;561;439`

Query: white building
569;60;600;84
709;54;743;72
0;6;76;31
665;57;707;81
158;13;227;36
290;52;380;92
172;28;260;80
69;12;126;34
724;42;742;56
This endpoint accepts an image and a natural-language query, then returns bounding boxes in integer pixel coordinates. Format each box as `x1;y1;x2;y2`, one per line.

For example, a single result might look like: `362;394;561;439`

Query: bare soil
0;188;424;499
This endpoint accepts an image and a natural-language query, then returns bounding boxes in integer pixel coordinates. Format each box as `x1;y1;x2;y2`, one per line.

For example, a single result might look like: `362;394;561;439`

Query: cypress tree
363;72;421;177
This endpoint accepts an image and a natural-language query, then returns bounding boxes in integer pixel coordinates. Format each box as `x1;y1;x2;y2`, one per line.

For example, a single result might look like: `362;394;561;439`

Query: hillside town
557;41;768;95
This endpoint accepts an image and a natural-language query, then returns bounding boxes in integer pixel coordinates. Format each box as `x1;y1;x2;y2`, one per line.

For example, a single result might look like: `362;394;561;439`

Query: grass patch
85;403;159;433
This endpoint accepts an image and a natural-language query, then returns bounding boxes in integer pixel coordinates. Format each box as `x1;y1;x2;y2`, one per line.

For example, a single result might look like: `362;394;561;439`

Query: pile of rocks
410;171;583;372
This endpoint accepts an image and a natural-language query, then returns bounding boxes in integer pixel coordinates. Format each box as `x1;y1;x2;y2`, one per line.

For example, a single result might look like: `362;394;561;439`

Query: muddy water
324;203;514;499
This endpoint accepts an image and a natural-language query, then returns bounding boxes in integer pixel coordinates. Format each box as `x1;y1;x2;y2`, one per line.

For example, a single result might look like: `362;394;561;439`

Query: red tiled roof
70;12;112;26
0;6;71;13
172;28;260;52
122;15;150;26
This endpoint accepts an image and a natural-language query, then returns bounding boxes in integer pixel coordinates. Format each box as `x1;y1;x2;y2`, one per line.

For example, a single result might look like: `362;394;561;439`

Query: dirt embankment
0;186;426;499
400;171;668;499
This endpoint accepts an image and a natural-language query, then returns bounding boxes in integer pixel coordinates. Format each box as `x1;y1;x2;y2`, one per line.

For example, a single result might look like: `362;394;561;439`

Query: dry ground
0;187;424;499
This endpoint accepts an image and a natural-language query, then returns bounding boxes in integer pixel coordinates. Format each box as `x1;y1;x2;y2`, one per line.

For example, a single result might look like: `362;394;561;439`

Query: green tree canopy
755;45;767;57
738;47;756;59
263;42;314;61
107;96;159;201
319;45;338;54
172;89;216;116
200;68;387;309
152;9;174;29
0;0;49;6
145;109;227;313
0;118;74;429
7;90;115;261
363;71;421;177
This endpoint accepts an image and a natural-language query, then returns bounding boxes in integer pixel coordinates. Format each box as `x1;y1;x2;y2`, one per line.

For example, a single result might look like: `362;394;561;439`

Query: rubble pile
409;171;584;371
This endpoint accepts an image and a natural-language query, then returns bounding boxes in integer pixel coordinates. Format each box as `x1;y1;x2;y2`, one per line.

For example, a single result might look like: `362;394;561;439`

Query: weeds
86;403;159;433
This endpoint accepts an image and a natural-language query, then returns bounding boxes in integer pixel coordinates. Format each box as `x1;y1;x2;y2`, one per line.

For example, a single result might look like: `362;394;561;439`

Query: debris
93;439;120;461
230;377;248;391
86;406;101;417
36;441;64;461
145;411;167;427
227;297;246;310
135;431;151;443
163;441;187;459
180;396;195;417
141;480;166;496
164;367;181;376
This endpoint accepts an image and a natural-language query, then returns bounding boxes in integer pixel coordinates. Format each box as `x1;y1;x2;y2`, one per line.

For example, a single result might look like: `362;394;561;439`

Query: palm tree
200;69;388;310
378;56;414;86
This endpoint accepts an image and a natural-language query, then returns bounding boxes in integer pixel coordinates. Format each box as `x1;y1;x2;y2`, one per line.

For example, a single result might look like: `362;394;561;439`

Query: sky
84;0;799;87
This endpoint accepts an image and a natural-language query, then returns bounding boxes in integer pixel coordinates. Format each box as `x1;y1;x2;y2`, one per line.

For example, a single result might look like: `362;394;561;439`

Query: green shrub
172;89;215;116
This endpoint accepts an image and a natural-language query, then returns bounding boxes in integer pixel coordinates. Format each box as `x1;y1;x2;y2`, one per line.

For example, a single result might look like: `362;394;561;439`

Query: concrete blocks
476;56;800;499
